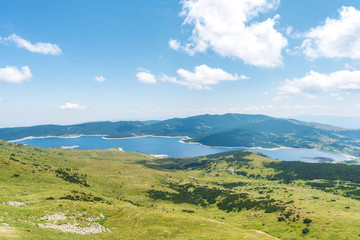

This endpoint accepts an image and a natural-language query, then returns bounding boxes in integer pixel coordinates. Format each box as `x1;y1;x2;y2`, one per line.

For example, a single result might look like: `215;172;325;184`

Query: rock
40;213;67;221
7;201;27;207
38;222;108;234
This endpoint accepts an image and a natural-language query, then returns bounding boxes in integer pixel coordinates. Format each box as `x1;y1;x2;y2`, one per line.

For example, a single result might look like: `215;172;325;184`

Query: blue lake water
11;135;350;163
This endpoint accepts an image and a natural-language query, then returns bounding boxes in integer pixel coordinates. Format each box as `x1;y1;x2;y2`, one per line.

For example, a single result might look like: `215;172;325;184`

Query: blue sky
1;0;360;127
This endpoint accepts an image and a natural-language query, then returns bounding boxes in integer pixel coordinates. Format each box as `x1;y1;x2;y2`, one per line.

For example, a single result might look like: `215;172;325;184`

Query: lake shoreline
10;134;310;151
8;134;355;161
9;134;105;142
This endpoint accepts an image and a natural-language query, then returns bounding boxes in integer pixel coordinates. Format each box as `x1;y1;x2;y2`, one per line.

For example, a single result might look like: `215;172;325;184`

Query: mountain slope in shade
0;113;273;141
191;118;360;152
0;121;148;141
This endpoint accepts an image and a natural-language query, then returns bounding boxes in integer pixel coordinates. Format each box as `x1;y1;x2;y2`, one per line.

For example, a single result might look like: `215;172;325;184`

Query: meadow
0;140;360;239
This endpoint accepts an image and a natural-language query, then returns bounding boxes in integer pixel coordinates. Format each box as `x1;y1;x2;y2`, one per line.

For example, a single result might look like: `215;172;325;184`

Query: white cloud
285;26;293;36
60;103;86;110
0;66;32;83
169;39;180;50
272;95;286;101
245;104;274;112
136;69;157;84
278;70;360;97
171;0;287;67
280;104;329;110
161;64;247;90
301;6;360;59
94;75;105;82
5;34;62;55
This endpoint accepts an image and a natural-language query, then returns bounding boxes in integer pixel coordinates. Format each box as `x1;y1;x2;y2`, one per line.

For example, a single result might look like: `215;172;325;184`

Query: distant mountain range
1;113;360;157
291;115;360;129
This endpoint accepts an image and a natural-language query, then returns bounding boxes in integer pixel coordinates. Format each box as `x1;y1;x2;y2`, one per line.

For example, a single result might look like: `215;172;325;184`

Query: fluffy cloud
161;64;247;90
60;103;86;110
280;104;329;110
245;104;274;112
0;66;32;83
278;70;360;96
245;104;331;114
301;6;360;59
170;0;287;67
94;75;105;82
136;69;157;84
169;39;180;50
5;34;62;55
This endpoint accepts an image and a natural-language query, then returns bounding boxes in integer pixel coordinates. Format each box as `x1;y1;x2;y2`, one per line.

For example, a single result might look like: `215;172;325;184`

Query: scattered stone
38;222;108;234
228;167;235;175
246;213;258;218
40;213;67;221
7;201;27;207
87;214;105;222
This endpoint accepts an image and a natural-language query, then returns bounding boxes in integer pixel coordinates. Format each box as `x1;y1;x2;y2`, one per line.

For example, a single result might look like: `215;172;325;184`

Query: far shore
102;135;190;140
9;134;106;142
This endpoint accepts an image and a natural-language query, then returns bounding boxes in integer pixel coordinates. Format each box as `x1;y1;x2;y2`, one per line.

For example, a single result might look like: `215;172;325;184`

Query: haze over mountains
291;115;360;129
2;113;360;157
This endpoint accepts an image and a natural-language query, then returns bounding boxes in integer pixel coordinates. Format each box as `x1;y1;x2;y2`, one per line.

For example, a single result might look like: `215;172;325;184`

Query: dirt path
255;230;280;239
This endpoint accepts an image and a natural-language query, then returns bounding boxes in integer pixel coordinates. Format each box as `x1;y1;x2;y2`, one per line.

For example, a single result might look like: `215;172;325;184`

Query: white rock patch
38;212;108;234
40;213;67;221
38;222;108;234
87;214;105;222
7;201;27;207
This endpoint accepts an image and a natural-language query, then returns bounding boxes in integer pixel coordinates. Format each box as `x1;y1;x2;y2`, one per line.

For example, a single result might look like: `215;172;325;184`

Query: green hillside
1;140;360;239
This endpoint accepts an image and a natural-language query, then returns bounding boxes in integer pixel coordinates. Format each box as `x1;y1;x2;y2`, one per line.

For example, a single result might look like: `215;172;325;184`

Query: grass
0;141;360;239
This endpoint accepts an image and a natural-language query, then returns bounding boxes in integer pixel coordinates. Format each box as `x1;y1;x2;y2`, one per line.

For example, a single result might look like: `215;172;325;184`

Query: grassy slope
1;141;360;239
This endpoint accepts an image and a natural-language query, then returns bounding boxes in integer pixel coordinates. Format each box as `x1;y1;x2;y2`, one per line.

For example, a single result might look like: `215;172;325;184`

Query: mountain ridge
2;113;360;157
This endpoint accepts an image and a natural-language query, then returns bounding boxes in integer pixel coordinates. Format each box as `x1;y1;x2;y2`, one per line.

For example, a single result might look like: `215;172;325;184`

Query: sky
1;0;360;127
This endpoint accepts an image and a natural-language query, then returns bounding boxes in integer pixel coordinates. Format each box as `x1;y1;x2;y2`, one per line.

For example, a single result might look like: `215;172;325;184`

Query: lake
11;135;351;163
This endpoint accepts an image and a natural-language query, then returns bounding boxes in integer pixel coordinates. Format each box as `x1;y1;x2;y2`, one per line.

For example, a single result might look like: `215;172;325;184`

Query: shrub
182;210;195;213
302;228;310;234
303;218;312;224
55;168;89;187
